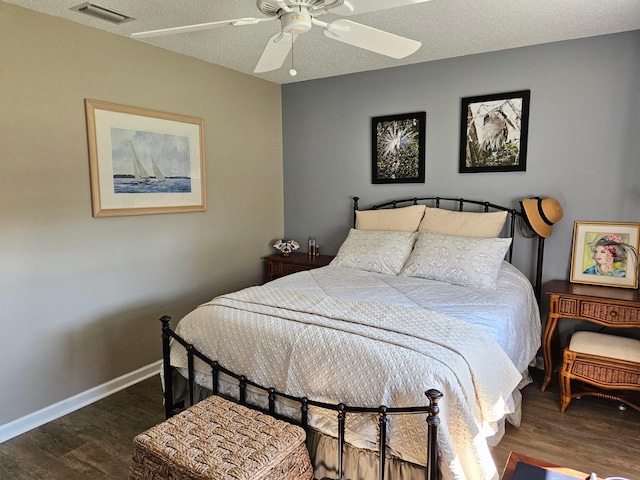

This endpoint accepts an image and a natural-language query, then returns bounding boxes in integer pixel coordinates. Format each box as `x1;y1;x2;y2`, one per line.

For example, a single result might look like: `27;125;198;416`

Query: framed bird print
459;90;530;173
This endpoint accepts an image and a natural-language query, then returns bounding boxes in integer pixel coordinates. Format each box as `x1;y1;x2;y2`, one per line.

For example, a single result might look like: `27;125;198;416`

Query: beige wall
0;3;283;427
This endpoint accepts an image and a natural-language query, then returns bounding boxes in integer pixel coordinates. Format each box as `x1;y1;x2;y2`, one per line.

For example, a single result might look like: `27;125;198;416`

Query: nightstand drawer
269;261;309;278
558;298;578;316
580;301;640;325
264;252;334;282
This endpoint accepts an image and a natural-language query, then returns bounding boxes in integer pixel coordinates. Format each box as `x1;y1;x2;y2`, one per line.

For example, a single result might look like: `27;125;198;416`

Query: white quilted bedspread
170;265;539;480
271;263;540;374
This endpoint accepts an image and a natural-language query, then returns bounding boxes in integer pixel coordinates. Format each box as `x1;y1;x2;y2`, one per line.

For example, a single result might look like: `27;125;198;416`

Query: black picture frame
459;90;530;173
372;111;426;184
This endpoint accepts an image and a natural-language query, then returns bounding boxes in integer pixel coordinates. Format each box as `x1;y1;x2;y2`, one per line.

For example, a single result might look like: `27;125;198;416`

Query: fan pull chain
289;34;297;76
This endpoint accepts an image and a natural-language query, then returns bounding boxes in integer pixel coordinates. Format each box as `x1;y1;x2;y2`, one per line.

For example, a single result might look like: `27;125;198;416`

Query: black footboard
160;316;442;480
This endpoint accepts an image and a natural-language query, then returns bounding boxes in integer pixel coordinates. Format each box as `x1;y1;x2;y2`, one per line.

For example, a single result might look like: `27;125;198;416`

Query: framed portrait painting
85;99;206;217
459;90;530;173
570;221;640;289
372;111;426;184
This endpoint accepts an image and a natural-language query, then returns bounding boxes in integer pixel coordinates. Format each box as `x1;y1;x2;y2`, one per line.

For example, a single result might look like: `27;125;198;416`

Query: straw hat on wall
521;197;563;238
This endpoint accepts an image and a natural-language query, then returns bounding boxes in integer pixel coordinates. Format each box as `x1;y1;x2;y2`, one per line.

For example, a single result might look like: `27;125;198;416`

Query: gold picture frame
85;99;206;217
570;221;640;289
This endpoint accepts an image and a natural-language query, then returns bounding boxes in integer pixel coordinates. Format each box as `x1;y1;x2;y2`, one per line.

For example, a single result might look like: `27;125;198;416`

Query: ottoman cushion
569;331;640;363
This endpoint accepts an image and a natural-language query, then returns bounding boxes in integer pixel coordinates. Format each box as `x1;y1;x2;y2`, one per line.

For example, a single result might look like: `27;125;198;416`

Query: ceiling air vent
70;2;134;24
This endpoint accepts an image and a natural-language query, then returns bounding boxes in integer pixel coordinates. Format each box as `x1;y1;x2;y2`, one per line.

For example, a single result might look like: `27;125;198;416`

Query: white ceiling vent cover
70;2;134;24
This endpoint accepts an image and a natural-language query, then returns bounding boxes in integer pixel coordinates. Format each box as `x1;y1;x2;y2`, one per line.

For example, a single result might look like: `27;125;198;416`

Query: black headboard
352;196;545;300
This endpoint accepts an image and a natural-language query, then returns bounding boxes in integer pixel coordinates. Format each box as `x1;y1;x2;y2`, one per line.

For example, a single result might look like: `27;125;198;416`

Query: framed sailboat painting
85;100;206;217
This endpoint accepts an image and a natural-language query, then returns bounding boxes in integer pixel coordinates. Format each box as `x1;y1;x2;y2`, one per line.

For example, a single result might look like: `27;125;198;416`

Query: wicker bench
559;331;640;413
130;395;313;480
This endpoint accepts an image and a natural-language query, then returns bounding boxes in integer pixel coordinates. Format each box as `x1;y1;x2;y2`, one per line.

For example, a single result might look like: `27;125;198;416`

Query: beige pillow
418;207;507;238
355;205;426;232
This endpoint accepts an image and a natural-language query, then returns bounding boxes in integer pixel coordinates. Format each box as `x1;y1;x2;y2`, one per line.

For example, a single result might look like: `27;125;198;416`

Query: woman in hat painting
583;234;627;277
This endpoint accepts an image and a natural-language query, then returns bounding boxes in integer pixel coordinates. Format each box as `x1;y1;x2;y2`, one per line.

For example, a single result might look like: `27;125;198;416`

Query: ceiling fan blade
254;32;295;73
324;20;421;59
331;0;433;16
131;17;276;39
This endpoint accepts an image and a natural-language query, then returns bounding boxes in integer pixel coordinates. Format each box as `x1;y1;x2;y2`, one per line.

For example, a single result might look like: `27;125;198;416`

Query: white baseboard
0;360;162;444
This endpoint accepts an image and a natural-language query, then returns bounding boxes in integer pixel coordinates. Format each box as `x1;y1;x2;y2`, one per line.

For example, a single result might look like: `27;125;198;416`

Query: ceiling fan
131;0;432;74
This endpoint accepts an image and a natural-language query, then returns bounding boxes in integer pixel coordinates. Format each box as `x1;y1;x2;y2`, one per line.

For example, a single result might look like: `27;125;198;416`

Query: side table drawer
269;262;307;278
264;253;335;282
580;301;640;325
558;298;578;316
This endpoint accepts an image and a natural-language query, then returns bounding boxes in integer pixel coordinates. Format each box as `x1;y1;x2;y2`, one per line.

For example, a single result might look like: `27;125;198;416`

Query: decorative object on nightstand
308;236;318;256
264;252;334;282
541;280;640;392
559;331;640;413
272;239;300;257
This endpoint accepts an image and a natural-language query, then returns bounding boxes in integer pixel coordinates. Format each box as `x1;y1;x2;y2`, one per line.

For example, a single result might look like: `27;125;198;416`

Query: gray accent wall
282;30;640;288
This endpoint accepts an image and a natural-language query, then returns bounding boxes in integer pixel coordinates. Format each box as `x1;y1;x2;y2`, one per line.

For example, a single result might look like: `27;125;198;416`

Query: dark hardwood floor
0;370;638;479
492;369;639;479
0;377;165;479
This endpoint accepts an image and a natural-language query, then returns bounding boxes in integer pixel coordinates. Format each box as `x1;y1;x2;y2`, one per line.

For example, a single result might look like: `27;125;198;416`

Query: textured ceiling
6;0;640;84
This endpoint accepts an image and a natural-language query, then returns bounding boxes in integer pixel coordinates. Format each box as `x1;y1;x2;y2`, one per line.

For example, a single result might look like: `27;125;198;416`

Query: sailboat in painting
130;140;165;183
151;156;165;182
112;135;190;195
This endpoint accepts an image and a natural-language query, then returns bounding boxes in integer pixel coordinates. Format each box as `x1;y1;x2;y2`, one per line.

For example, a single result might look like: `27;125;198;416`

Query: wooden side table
541;279;640;392
501;451;601;479
264;252;334;282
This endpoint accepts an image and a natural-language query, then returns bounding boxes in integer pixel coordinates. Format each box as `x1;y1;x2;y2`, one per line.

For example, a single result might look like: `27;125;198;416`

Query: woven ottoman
130;395;313;480
559;331;640;413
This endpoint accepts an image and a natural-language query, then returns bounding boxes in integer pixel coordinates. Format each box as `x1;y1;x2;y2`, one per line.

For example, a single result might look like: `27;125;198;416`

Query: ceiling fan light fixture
281;12;312;35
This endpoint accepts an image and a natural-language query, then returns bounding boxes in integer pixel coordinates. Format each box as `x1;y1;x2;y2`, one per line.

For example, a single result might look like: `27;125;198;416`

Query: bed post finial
426;389;443;480
353;196;360;227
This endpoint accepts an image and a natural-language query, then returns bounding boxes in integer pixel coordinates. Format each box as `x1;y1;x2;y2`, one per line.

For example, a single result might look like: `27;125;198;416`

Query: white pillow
331;229;417;275
418;207;507;238
400;231;512;289
355;205;426;232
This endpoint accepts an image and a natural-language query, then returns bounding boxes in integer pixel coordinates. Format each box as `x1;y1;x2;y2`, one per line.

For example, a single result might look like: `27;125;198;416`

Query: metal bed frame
158;195;545;480
160;316;442;480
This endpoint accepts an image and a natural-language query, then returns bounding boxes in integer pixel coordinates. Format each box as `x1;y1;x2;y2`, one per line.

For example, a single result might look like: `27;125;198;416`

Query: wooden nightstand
264;252;334;282
541;279;640;392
